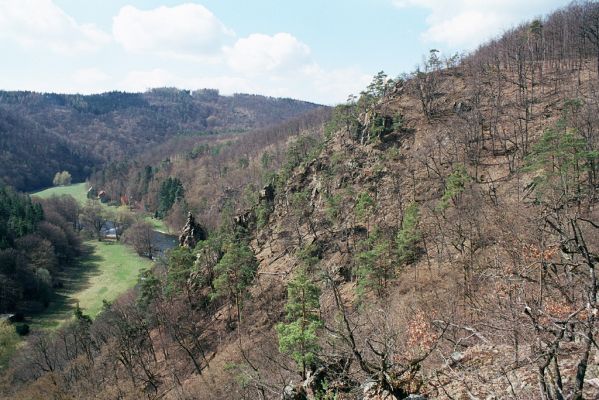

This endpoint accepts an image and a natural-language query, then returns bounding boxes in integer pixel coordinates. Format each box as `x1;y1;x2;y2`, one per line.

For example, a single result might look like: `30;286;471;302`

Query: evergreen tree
212;243;258;326
355;229;393;297
157;177;185;218
524;114;599;203
0;184;43;248
276;269;322;379
436;164;470;212
396;202;421;265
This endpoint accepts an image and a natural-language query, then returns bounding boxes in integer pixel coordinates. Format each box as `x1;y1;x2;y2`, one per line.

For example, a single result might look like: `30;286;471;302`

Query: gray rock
178;212;206;248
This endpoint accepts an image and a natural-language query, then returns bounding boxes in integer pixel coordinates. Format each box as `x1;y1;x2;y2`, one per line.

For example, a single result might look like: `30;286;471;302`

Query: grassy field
30;240;153;329
27;184;165;328
76;241;153;317
32;183;172;234
32;182;89;205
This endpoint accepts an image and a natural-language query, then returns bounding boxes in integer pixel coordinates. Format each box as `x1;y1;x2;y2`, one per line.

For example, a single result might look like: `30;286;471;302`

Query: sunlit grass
32;182;88;205
30;240;152;330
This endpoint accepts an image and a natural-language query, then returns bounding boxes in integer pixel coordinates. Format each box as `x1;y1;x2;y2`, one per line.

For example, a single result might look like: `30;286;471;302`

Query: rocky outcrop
234;210;255;230
178;212;206;248
259;182;275;203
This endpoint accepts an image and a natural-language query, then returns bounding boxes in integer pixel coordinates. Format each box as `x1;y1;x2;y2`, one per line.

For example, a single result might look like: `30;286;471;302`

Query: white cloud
225;33;311;76
0;1;372;104
73;68;110;85
295;65;372;104
0;0;110;53
392;0;567;48
118;69;179;92
71;68;111;93
112;4;234;59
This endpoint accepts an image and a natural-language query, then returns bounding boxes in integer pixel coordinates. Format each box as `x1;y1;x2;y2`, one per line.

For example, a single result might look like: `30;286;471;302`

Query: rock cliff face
178;212;206;248
5;5;599;399
184;56;599;398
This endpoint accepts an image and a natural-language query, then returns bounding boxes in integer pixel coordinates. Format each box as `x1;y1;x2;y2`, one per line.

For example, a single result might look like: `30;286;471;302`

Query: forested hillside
89;107;331;229
0;108;94;191
0;186;81;315
0;89;321;192
3;2;599;400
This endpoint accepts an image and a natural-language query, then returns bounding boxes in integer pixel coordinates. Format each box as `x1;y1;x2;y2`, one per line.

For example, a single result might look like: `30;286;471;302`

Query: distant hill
7;2;599;400
0;108;94;191
0;88;322;191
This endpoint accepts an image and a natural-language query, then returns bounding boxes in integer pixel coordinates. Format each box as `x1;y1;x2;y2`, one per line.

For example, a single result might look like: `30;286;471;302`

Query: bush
52;170;72;186
15;323;30;336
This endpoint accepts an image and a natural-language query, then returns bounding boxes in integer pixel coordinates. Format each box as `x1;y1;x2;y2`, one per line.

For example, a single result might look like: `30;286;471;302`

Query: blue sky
0;0;570;104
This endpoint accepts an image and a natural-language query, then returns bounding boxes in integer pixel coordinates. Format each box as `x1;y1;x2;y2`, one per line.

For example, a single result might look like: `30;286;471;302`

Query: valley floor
29;240;153;330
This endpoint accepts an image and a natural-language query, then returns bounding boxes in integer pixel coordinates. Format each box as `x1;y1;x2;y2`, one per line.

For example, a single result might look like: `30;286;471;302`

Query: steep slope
88;107;332;229
172;4;599;398
3;3;599;400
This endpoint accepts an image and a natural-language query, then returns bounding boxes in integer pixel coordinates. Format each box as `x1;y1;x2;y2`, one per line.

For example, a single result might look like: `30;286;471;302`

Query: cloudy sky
0;0;570;104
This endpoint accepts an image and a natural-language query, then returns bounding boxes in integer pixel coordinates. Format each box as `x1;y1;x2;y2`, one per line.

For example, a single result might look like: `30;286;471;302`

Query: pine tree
212;243;258;327
396;202;421;265
157;177;185;218
524;115;599;203
436;164;470;212
276;269;322;379
355;229;393;298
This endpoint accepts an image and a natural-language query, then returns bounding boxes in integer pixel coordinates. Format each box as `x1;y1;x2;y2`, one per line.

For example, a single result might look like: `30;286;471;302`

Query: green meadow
29;184;157;329
30;240;153;329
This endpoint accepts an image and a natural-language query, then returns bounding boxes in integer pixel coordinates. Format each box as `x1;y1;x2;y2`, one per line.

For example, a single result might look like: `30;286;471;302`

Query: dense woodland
0;108;93;192
3;1;599;400
0;186;81;315
89;107;331;229
0;89;321;192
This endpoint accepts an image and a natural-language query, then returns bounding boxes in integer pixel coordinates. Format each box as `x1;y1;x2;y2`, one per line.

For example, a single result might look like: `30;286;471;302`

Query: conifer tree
396;202;421;265
212;243;258;326
276;269;322;379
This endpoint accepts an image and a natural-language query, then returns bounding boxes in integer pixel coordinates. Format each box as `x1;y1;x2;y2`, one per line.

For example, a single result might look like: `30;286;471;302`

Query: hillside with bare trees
0;89;321;192
2;2;599;400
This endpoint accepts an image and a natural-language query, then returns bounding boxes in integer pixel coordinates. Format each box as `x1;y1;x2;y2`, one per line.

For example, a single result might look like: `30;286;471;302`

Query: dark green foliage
165;246;196;294
279;135;322;184
14;323;29;336
73;303;92;325
355;229;393;298
137;269;162;309
157;177;185;219
0;184;43;249
436;164;470;211
212;242;258;324
524;112;599;202
325;103;362;140
396;202;421;265
368;114;393;140
256;201;274;229
360;71;395;106
324;193;343;222
276;269;322;379
296;242;321;270
0;187;81;313
355;191;375;226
